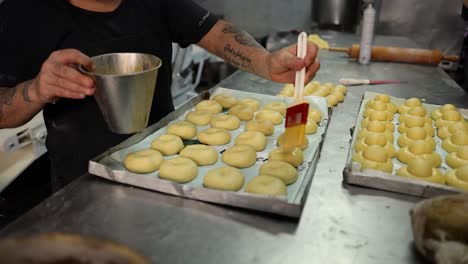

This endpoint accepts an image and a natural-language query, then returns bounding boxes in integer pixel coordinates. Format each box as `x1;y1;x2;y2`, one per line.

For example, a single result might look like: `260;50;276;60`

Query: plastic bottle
359;3;375;64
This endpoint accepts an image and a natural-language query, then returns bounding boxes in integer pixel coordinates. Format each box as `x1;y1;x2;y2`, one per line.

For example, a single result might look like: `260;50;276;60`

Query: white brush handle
339;78;370;86
294;32;307;103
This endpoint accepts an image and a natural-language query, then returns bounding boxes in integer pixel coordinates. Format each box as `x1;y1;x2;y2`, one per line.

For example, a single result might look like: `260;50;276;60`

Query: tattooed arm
198;20;320;84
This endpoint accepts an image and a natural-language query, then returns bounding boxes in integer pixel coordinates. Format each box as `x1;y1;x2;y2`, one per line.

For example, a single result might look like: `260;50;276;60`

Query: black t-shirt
0;0;218;189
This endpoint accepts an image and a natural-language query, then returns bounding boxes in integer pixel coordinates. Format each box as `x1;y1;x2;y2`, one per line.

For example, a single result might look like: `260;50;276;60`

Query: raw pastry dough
331;90;345;102
397;127;436;149
185;110;212;126
222;145;257;168
213;94;238;108
326;94;339;107
228;104;255;121
366;94;397;113
179;144;218;166
166;121;197;139
263;101;287;116
159;157;198;183
397;97;422;114
195;100;222;114
398;106;430;124
431;104;457;120
151;134;184;156
210;114;240;130
437;121;468;140
268;147;304;167
396;140;442;167
361;113;394;132
308;108;323;123
333;85;348;95
442;131;468;153
245;175;287;196
236;98;261;111
352;145;393;173
446;165;468;191
235;131;267;151
312;86;331;97
123;149;164;174
355;133;396;158
396;158;445;184
305;119;318;134
446;146;468;168
245;120;274;136
398;116;435;137
259;160;298;185
255;110;283;125
278;84;294;97
277;133;309;150
197;128;231;145
324;82;334;89
203;166;245;191
435;110;464;128
357;121;394;142
304;82;318;95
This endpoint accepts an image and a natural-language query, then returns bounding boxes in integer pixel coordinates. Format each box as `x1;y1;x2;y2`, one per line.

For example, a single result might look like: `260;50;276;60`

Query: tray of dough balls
343;91;468;198
89;87;330;217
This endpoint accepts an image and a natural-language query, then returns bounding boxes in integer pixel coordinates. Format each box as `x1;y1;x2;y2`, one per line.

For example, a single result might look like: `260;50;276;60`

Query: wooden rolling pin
329;44;459;65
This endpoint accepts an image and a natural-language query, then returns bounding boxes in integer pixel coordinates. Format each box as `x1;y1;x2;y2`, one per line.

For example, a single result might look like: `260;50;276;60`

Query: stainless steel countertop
2;35;467;264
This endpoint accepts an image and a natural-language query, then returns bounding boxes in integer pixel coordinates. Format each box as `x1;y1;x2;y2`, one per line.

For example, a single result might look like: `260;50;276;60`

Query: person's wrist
260;51;273;81
25;79;45;105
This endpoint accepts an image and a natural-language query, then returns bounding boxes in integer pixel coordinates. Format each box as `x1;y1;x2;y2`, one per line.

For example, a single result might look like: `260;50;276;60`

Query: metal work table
2;35;467;264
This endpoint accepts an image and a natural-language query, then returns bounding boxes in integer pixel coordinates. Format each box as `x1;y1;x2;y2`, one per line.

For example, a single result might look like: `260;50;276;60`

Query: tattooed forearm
0;87;17;118
222;23;262;48
223;44;254;72
22;79;34;102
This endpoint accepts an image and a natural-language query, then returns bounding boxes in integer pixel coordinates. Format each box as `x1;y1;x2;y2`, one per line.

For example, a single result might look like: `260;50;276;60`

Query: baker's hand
265;41;320;84
28;49;95;104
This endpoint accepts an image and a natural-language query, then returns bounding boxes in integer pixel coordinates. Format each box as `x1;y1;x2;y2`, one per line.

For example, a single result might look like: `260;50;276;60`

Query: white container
359;4;375;64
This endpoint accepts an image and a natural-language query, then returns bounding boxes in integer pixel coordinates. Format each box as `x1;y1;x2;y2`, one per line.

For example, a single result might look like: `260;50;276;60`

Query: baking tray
89;87;331;217
343;91;468;198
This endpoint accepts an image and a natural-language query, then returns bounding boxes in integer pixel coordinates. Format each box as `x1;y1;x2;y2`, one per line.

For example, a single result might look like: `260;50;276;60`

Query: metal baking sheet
89;87;330;217
343;91;468;198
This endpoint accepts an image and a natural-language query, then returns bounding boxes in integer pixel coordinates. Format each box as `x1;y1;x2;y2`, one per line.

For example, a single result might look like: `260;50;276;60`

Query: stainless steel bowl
82;53;162;134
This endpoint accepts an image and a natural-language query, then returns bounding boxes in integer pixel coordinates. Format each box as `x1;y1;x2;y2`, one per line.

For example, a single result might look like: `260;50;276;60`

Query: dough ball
235;131;267;151
397;127;436;149
446;165;468;191
123;149;164;174
255;110;283;125
358;121;394;142
245;175;287;196
308;108;323;123
334;85;348;94
245;120;274;136
222;145;257;168
312;86;331;97
306;119;318;134
446;146;468;168
324;82;334;89
278;85;294;97
179;144;218;166
326;94;339;107
332;90;345;102
352;145;393;173
362;145;388;163
151;134;184;156
263;101;287;116
210;114;241;130
213;94;237;108
398;98;422;114
442;132;468;153
396;140;442;167
304;83;319;95
259;160;298;185
355;133;396;158
236;98;261;111
268;147;304;167
195;100;223;114
159;157;198;183
228;104;255;121
431;104;457;120
374;94;391;103
396;158;445;184
368;110;394;122
198;128;231;146
203;166;245;191
366;101;388;111
438;122;468;140
398;106;429;123
409;140;434;154
166;121;197;139
277;132;309;150
185;110;212;126
435;110;463;128
405;115;426;127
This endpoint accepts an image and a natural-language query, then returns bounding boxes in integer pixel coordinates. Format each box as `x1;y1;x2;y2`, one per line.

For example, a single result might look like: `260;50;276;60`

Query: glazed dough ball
438;121;468;140
304;82;319;95
213;94;237;108
166;121;197;139
123;149;164;174
442;131;468;153
446;165;468;191
222;145;257;168
263;101;287;116
334;85;348;95
431;104;457;120
159;157;198;183
259;160;298;185
235;131;267;151
355;133;396;158
435;110;464;128
306;119;318;134
236;98;261;111
352;145;393;173
268;147;304;167
277;132;309;150
245;120;274;136
185;110;212;126
255;110;283;125
245;175;287;196
179;144;218;166
210;114;240;130
279;84;294;97
312;86;331;97
198;128;231;145
195;100;222;114
398;116;435;136
203;166;245;191
446;146;468;168
397;127;436;149
396;158;445;184
331;90;345;102
326;94;339;107
151;134;184;156
396;140;442;167
228;104;255;121
308;108;323;123
398;97;422;114
357;121;394;142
